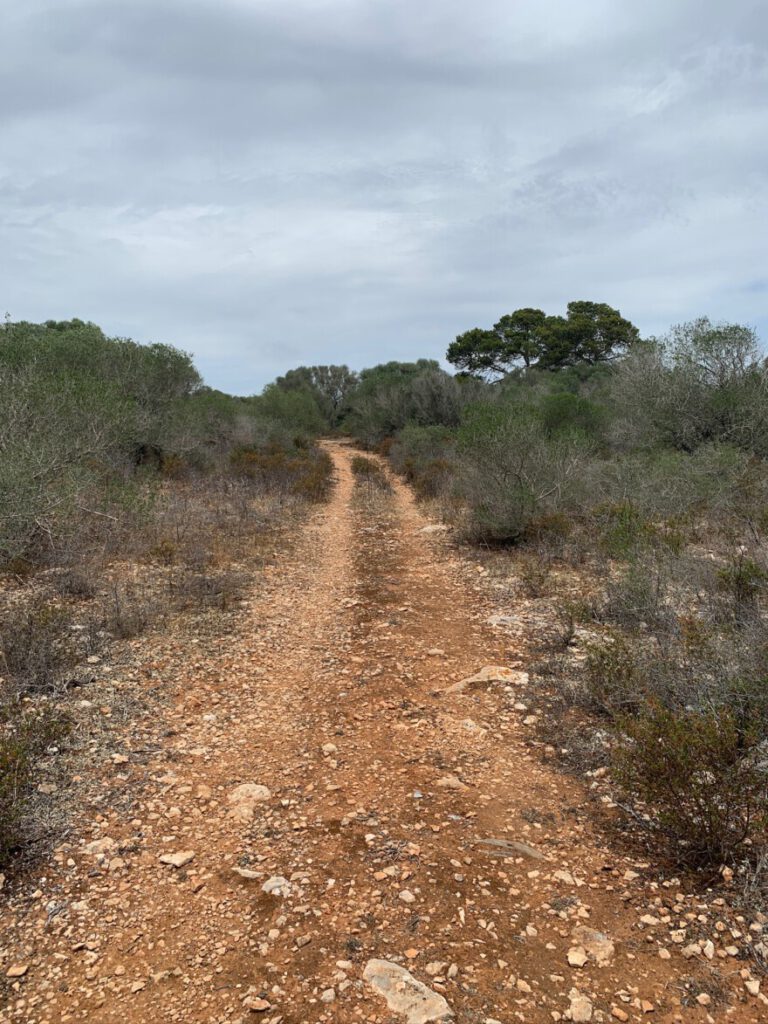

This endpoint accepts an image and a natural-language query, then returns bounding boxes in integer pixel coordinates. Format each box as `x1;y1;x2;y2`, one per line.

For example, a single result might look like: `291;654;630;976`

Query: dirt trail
1;443;759;1023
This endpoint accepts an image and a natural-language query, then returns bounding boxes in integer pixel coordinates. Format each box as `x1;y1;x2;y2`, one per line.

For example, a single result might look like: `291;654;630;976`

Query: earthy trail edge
0;442;760;1023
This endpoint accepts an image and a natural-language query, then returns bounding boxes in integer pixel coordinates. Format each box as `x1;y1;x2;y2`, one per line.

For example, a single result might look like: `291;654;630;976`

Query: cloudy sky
2;0;767;392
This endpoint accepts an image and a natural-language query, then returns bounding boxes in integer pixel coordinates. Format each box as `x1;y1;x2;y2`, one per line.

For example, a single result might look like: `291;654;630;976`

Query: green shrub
582;637;643;716
614;704;768;868
599;559;676;632
717;552;768;621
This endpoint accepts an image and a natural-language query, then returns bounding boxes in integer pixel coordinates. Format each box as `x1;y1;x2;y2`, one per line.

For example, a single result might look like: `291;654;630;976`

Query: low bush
717;551;768;622
0;597;88;696
614;704;768;868
351;455;392;493
229;441;333;501
582;636;644;717
0;702;69;867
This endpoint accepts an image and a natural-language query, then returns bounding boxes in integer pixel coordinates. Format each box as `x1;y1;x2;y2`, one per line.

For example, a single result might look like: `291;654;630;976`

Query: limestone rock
84;837;116;857
569;991;593;1022
159;850;195;868
436;774;468;791
567;946;588;968
572;925;615;966
447;666;528;694
261;875;292;896
363;959;453;1023
227;783;271;822
477;838;549;862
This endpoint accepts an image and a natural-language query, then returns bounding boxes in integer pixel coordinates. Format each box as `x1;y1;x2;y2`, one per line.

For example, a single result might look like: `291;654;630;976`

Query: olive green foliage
613;318;768;454
344;360;469;446
336;310;768;869
252;383;328;436
350;455;392;493
388;424;456;499
456;401;594;542
273;364;359;428
615;705;768;867
0;319;329;565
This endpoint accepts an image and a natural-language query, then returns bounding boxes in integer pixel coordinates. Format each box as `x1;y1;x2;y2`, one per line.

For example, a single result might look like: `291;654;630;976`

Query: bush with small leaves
614;704;768;868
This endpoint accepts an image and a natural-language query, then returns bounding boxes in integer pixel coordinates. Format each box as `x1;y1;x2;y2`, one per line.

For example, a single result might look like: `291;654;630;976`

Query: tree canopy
447;301;639;379
273;364;359;427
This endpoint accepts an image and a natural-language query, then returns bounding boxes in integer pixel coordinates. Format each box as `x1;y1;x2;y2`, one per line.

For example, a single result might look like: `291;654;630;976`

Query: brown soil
0;442;762;1023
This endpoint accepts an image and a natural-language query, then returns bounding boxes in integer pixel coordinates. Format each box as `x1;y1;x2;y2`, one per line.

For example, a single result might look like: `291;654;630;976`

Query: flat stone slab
476;838;549;861
159;850;195;868
446;666;528;694
363;959;453;1023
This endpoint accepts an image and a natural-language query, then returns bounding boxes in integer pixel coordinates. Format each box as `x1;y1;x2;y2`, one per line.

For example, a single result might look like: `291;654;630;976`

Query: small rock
399;889;416;904
569;992;593;1022
611;1009;629;1022
567;947;588;968
447;666;527;694
572;926;615;966
320;988;335;1002
477;838;548;861
6;965;29;978
436;775;468;791
261;876;291;896
84;837;116;857
227;783;271;823
232;867;261;880
158;850;195;868
243;995;271;1012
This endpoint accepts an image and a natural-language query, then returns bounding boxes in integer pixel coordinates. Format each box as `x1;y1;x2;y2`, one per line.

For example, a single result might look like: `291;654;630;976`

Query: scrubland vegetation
0;318;331;867
4;303;768;888
283;303;768;882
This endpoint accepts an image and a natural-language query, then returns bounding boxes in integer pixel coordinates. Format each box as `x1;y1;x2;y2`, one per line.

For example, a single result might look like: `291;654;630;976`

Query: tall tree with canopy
447;302;639;378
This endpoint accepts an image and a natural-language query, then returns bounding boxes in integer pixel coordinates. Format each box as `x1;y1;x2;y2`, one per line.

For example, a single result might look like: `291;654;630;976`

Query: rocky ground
1;442;765;1024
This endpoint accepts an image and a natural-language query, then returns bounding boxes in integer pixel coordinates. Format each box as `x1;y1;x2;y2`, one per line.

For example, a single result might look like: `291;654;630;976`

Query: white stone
261;876;292;896
158;850;195;868
363;959;453;1023
569;992;593;1022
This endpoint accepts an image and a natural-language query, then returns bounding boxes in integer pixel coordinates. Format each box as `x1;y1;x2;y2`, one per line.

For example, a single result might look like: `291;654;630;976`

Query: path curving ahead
1;442;756;1023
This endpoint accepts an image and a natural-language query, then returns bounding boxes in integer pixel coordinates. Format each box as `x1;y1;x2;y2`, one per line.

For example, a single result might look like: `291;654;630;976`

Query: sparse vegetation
0;318;334;869
5;307;768;881
351;455;392;493
337;310;768;875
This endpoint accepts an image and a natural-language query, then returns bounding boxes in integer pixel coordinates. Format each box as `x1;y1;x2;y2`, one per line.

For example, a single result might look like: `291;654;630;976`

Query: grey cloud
1;0;767;390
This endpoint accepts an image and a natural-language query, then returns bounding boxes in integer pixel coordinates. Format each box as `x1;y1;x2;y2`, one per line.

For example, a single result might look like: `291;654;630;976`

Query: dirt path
1;443;761;1023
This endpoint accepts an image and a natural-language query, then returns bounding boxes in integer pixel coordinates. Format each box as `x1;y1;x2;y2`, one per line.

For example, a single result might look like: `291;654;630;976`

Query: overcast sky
2;0;767;393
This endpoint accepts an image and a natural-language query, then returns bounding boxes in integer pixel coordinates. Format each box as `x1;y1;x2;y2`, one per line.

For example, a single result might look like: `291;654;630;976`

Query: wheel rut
0;442;756;1023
